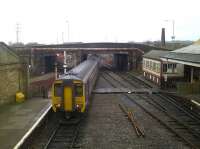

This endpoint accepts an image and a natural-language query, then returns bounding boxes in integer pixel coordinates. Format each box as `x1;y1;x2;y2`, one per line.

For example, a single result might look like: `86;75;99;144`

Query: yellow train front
51;55;99;116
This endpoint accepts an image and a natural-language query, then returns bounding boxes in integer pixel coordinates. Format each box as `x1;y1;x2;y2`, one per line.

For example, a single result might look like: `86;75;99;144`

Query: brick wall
0;43;27;105
0;64;27;105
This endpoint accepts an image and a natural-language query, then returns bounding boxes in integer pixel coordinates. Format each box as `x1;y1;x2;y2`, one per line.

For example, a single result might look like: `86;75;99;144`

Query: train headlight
75;104;82;112
56;104;61;108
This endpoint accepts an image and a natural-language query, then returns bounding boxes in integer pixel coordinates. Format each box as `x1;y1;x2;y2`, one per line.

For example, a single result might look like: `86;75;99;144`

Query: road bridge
13;42;165;75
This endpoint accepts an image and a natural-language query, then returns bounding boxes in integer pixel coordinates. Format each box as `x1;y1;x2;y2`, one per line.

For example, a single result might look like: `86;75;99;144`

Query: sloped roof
162;39;200;64
172;45;200;54
143;50;170;60
0;42;19;58
163;52;200;64
0;42;19;64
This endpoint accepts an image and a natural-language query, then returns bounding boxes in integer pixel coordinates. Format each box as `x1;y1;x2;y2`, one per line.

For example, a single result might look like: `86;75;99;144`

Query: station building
0;42;27;105
143;50;184;88
161;40;200;93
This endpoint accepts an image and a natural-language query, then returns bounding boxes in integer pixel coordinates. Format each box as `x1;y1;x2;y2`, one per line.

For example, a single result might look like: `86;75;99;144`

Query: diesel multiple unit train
51;55;100;116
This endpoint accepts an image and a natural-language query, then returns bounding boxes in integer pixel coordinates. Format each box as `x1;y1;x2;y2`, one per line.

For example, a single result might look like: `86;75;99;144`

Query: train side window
54;84;62;97
75;84;83;97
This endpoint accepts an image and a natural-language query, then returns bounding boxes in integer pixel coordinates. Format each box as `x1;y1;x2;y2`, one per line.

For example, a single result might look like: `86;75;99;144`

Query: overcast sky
0;0;200;44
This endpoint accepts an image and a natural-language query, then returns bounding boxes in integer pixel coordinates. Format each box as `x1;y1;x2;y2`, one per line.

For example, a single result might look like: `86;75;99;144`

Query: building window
163;64;167;73
157;64;160;73
143;59;146;68
150;61;153;70
172;64;177;73
167;64;177;73
153;62;156;71
167;64;173;73
156;63;160;73
146;60;150;69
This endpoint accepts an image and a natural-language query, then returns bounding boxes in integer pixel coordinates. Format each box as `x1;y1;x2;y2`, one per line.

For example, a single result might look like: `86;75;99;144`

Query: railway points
101;70;200;148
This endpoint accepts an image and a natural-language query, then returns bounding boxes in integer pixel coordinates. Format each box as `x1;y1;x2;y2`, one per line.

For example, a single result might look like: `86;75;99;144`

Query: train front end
51;77;86;114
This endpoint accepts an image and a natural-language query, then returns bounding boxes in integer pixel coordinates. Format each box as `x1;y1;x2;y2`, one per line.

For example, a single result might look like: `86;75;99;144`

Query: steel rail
139;94;200;139
126;72;153;89
43;124;60;149
158;93;200;123
125;94;199;149
13;105;52;149
43;118;82;149
102;72;199;149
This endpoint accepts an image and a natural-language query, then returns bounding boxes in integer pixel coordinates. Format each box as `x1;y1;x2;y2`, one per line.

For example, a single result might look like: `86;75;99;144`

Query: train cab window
54;84;62;97
75;84;83;97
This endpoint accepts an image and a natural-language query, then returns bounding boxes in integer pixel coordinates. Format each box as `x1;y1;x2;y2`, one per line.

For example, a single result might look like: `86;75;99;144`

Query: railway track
23;112;84;149
102;65;152;89
119;72;152;89
101;71;200;149
44;118;83;149
158;93;200;119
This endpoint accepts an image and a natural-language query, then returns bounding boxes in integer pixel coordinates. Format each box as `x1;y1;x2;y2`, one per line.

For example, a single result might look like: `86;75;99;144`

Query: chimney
161;28;166;48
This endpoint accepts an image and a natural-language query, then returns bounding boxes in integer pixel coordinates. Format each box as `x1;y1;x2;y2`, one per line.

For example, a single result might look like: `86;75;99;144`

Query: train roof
58;55;99;82
58;74;81;81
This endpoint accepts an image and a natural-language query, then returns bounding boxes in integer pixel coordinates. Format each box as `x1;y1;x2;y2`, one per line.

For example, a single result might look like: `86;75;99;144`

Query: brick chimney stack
161;28;166;48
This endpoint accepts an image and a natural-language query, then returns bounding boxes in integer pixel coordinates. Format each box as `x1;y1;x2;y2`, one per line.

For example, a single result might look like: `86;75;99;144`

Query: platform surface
0;98;51;149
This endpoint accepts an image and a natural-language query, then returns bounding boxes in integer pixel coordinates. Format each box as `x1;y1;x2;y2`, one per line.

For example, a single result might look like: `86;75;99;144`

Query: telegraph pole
63;20;70;74
16;23;20;43
62;32;64;43
66;20;70;42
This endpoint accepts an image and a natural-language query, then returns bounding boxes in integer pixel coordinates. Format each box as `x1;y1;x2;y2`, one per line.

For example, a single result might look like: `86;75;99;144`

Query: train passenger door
64;86;73;111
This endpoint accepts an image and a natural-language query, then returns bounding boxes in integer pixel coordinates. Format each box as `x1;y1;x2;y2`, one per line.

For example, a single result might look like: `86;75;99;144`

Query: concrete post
128;51;133;70
26;63;30;99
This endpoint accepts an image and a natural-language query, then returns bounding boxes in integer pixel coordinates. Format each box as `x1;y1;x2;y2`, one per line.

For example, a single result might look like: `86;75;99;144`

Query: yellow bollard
16;92;25;103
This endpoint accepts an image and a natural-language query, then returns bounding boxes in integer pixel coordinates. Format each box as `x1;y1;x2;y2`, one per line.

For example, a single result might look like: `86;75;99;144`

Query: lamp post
66;20;70;42
63;20;70;74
